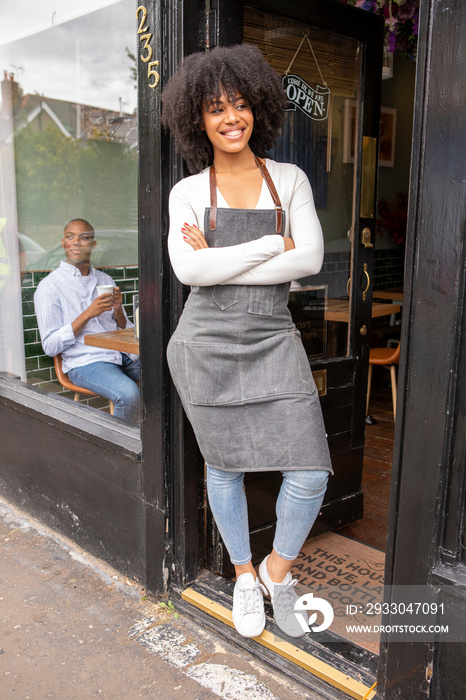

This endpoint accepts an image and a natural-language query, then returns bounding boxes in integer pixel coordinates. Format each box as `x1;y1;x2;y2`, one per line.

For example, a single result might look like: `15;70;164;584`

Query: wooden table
326;299;401;323
372;286;404;302
372;287;403;325
84;328;139;354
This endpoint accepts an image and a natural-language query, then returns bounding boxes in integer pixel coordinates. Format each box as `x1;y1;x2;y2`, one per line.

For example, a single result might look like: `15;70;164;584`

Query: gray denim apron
167;159;332;474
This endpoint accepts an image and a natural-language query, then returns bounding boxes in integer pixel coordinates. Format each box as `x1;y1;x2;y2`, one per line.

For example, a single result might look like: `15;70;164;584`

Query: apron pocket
248;285;276;316
179;331;315;406
211;285;239;310
183;341;242;405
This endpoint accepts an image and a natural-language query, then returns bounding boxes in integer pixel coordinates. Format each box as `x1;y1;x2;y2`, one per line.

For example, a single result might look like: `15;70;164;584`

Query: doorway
175;1;387;695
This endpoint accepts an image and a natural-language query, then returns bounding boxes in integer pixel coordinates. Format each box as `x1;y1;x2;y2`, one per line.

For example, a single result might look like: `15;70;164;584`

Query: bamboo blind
244;7;359;99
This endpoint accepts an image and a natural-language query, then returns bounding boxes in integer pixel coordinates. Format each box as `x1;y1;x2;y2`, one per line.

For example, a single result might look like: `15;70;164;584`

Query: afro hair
161;44;288;173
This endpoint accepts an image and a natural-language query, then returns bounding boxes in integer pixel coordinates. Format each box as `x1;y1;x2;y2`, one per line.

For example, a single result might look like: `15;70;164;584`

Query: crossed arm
168;170;324;287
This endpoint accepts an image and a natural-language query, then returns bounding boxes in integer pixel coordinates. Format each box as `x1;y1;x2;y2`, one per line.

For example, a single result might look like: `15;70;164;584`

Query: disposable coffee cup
96;284;114;296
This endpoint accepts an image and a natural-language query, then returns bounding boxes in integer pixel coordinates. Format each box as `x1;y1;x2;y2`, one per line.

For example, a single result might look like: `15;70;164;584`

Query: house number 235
137;5;159;88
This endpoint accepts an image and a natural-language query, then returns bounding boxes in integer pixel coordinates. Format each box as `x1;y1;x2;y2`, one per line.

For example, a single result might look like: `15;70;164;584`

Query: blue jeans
68;355;140;424
206;465;329;566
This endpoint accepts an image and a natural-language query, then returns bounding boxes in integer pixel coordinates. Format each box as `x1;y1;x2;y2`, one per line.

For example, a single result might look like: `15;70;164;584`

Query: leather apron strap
209;165;218;231
209;157;283;233
253;156;283;234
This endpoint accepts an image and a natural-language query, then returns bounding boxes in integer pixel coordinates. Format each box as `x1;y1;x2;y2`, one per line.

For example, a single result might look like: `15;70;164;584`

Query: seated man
34;218;139;424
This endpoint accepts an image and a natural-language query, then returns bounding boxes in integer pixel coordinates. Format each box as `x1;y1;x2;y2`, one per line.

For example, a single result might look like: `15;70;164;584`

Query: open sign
282;73;330;122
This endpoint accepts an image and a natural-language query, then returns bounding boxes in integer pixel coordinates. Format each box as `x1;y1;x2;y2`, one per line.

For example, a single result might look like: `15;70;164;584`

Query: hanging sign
282;73;330;122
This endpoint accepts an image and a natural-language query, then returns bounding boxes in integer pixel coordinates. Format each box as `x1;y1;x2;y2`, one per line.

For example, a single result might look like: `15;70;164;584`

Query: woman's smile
221;127;245;139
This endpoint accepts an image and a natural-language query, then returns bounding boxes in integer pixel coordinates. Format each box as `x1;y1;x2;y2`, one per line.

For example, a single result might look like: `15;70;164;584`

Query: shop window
0;1;139;424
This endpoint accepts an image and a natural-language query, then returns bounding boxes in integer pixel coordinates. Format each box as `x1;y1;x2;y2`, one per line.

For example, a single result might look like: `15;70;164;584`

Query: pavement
0;497;326;700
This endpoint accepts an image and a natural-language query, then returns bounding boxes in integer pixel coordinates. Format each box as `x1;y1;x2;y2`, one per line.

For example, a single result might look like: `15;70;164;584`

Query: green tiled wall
22;266;139;410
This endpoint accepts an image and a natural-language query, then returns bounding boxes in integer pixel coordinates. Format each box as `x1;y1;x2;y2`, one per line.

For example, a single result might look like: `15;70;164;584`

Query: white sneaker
232;572;267;638
259;555;307;638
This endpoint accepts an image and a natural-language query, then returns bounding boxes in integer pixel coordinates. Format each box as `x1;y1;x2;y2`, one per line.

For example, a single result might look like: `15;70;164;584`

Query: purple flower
387;31;397;52
341;0;418;59
355;0;376;9
397;0;417;20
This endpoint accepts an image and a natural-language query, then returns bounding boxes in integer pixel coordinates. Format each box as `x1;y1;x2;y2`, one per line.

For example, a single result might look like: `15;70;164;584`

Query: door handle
361;227;373;248
361;263;370;301
348;264;371;300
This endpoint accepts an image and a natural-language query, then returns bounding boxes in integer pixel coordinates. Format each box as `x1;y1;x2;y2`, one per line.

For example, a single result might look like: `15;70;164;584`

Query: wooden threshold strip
182;587;377;700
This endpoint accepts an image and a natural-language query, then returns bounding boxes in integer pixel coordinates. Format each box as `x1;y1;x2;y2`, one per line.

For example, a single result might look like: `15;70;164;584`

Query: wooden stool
53;354;114;415
366;343;400;420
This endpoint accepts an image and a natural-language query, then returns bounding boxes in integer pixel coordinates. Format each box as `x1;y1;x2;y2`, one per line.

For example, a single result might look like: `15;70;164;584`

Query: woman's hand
283;236;295;252
181;223;209;250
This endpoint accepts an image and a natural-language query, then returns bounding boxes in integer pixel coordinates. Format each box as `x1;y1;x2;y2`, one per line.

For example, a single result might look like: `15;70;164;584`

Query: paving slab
0;498;326;700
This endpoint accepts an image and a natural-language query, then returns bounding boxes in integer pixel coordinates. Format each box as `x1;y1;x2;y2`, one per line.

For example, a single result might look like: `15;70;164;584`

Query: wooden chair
53;354;114;415
366;342;400;421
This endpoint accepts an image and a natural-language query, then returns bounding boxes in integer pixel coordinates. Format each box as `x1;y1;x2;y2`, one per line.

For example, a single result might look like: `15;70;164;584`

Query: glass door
206;0;384;573
245;8;363;360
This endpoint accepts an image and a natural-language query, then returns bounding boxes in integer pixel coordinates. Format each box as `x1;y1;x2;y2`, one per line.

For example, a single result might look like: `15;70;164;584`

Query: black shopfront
0;1;464;698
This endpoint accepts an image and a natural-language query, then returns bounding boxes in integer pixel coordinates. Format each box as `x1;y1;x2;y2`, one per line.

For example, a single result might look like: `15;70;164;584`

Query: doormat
292;532;385;654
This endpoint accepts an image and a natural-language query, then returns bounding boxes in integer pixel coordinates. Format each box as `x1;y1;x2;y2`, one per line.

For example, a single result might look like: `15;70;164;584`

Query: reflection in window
0;1;139;420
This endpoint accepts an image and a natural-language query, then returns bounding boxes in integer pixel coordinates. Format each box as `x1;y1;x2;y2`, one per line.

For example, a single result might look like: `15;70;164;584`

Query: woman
162;44;332;639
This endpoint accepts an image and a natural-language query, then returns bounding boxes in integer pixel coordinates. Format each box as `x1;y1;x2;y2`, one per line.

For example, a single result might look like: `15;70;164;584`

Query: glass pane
0;0;140;425
245;8;362;358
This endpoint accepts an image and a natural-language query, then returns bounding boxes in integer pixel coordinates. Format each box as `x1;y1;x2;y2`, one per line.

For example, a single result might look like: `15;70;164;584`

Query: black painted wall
0;376;146;580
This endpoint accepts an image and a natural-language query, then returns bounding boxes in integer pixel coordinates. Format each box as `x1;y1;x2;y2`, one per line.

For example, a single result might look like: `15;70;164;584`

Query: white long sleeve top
168;159;324;287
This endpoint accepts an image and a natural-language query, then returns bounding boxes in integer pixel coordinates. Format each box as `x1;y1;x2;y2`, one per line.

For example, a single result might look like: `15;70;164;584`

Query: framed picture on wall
379;106;397;167
343;102;397;168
